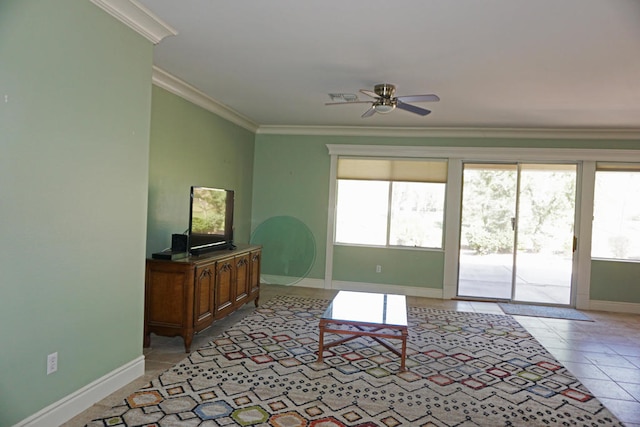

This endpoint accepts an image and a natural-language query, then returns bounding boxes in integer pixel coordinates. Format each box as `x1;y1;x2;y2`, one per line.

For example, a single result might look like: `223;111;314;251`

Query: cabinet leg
254;295;259;307
143;332;150;348
184;335;192;353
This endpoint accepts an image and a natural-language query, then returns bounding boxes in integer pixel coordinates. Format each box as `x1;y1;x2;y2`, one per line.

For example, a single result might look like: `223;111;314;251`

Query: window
334;158;447;248
592;163;640;260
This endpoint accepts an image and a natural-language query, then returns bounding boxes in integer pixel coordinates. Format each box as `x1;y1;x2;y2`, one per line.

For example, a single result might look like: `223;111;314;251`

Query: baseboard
261;275;325;288
588;299;640;314
329;280;444;299
14;356;145;427
291;277;326;288
274;278;444;298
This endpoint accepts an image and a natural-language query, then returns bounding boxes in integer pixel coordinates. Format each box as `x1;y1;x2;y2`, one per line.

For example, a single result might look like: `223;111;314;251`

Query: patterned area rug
89;296;622;426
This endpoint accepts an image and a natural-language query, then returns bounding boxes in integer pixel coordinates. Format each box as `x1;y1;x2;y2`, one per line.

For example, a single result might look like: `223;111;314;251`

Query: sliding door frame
457;161;579;305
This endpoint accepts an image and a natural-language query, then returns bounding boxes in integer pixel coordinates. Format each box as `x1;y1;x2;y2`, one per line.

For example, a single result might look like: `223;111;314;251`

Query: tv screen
188;186;234;255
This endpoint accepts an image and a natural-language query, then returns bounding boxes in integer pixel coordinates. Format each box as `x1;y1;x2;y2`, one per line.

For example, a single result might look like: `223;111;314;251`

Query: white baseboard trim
278;278;444;298
14;356;145;427
588;300;640;314
329;281;444;299
261;276;325;288
293;278;326;288
267;278;444;298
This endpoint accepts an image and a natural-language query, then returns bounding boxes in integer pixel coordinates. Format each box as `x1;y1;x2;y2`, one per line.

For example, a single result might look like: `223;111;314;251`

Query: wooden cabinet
144;244;261;352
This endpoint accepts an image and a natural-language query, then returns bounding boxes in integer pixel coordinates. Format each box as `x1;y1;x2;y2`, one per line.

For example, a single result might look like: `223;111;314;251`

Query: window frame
591;162;640;262
333;157;448;250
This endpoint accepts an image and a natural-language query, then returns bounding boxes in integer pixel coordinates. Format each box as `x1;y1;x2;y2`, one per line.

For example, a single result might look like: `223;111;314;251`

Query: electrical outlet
376;265;382;273
47;352;58;375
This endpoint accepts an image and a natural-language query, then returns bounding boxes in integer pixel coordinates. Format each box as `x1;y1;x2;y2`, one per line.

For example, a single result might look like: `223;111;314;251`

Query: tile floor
65;285;640;426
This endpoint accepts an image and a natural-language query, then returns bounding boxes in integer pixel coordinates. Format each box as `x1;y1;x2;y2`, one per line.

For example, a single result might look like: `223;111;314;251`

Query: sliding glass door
458;164;517;300
458;163;577;305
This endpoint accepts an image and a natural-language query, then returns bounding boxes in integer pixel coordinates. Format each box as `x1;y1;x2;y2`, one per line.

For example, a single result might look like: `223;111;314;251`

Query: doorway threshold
498;303;592;321
453;296;510;303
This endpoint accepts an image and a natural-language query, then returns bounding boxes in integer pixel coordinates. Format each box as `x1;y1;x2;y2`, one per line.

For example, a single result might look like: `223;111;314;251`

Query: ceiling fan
326;83;440;118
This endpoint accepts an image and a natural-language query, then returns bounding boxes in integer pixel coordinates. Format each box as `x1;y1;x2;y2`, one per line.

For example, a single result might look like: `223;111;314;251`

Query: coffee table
317;291;408;371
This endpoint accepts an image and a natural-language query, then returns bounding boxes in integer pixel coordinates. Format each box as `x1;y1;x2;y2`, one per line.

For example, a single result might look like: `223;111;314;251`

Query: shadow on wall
251;216;316;285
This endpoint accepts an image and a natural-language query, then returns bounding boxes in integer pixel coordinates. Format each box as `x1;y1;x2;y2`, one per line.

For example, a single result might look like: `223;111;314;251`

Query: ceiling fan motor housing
374;83;396;98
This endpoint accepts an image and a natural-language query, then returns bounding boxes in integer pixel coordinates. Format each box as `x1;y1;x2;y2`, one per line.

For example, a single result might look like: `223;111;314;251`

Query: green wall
252;135;332;280
591;260;640;303
147;86;256;255
333;246;445;287
0;1;152;425
252;133;640;303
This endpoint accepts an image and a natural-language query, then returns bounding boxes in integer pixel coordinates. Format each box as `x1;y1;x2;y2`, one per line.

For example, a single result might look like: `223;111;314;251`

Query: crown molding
90;0;177;44
152;66;259;133
326;144;640;162
257;125;640;140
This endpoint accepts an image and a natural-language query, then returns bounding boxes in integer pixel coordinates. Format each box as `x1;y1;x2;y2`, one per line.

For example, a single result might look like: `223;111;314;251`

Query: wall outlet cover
47;352;58;375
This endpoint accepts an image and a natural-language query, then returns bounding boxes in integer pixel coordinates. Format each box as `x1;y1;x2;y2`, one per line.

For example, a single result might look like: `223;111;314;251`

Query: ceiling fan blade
361;106;376;118
396;100;431;116
325;101;373;106
360;89;379;99
396;94;440;103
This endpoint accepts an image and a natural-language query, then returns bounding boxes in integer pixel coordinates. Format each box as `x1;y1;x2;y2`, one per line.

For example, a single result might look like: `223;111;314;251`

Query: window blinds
596;162;640;172
337;158;447;183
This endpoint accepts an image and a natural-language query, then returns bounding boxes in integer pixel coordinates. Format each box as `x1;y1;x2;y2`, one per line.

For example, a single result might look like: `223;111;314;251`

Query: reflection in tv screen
191;187;226;235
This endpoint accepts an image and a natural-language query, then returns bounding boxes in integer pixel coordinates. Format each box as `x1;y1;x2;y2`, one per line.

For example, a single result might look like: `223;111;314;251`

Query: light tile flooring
65;285;640;426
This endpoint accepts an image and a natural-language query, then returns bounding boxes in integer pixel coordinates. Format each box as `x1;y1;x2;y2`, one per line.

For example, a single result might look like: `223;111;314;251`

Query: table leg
400;329;408;371
317;320;325;363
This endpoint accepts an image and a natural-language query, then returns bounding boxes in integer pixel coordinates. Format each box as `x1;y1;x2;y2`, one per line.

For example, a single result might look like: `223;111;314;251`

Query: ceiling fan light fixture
374;99;396;114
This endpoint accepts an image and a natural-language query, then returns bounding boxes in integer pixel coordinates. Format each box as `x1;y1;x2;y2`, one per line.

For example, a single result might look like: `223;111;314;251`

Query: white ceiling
137;0;640;131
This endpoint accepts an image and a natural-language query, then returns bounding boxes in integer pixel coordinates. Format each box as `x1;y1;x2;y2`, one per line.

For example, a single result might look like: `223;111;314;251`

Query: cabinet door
249;250;261;298
234;254;250;304
215;257;235;319
193;262;216;330
145;262;191;329
144;260;194;351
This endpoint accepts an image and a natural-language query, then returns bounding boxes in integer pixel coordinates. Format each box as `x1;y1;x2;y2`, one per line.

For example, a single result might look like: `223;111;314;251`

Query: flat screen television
188;186;234;255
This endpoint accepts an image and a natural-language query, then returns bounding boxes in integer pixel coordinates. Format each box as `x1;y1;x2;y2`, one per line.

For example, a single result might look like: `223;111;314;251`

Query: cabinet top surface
148;244;261;265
